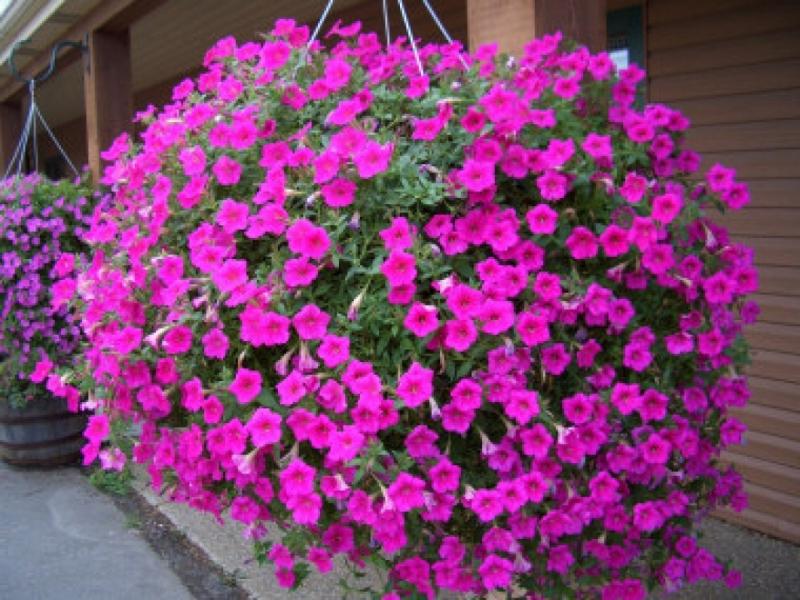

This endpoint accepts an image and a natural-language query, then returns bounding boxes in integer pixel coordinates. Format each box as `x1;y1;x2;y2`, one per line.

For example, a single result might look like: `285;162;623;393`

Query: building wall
647;0;800;542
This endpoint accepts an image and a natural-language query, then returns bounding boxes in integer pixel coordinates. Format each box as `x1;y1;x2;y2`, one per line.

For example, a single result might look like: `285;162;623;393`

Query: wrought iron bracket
8;37;88;85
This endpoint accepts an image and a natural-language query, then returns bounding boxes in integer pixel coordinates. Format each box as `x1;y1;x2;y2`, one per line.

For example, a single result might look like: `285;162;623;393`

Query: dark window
607;5;644;71
607;5;645;103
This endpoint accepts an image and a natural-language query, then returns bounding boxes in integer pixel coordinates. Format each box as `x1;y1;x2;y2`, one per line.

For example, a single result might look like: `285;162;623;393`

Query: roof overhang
0;0;67;67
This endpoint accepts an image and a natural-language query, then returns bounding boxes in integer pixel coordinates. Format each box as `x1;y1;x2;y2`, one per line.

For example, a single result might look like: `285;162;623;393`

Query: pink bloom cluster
56;20;755;598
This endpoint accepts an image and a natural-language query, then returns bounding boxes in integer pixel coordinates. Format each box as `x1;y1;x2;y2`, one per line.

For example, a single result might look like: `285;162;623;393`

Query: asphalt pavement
0;461;194;600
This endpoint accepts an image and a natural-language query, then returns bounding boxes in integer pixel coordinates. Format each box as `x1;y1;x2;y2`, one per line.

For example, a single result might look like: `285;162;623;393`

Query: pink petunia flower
563;392;596;425
84;414;110;444
445;284;483;319
212;258;248;293
505;389;540;425
428;459;461;493
651;192;683;224
162;326;193;354
276;369;308;405
317;334;350;368
443;318;478;352
212;155;243;186
565;227;598;260
526;203;558;235
515;311;550;346
321;178;356;208
404;303;439;337
353;141;393;179
477;299;515;335
620;171;648;203
293;304;330;340
245;408;282;447
611;382;642;415
582;132;612;161
599;224;630;257
479;555;513;590
388;473;427;512
441;403;475;435
29;356;54;383
396;362;434;408
283;257;319;287
229;367;262;403
458;159;495;192
179;146;207;177
286;218;331;259
216;198;249;233
537;170;569;201
280;458;317;496
379;217;415;251
623;342;653;372
471;488;503;522
381;250;417;286
287;492;322;525
327;425;365;463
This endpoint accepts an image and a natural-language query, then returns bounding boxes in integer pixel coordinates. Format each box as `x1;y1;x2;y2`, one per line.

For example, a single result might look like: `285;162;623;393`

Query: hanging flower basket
54;17;756;598
0;174;101;465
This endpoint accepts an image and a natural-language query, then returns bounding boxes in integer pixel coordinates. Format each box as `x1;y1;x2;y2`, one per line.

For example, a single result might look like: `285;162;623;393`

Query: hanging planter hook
8;37;87;85
4;38;86;179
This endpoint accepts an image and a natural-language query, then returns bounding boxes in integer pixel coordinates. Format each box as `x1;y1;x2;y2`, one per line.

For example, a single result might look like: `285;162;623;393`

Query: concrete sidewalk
0;462;193;600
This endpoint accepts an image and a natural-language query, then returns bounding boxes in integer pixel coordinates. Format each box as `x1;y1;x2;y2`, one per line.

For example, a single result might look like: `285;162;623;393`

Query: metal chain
295;0;464;78
3;79;79;180
4;95;34;179
396;0;424;76
420;0;469;69
295;0;336;71
31;82;38;173
35;104;79;178
381;0;391;48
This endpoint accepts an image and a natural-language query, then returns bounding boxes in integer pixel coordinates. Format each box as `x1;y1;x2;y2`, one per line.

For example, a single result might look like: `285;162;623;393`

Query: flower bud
232;448;259;475
348;211;361;230
348;288;367;321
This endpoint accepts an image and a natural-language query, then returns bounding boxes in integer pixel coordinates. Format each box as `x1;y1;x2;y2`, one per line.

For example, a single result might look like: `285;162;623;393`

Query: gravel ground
659;518;800;600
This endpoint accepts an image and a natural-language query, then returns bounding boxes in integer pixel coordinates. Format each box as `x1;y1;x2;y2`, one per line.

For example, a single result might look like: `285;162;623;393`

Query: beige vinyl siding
647;0;800;543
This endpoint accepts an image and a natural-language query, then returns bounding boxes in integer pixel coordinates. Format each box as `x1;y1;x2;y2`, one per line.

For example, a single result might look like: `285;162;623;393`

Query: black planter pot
0;395;86;467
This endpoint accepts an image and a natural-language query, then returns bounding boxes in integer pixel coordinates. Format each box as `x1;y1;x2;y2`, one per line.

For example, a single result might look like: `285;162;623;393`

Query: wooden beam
468;0;607;57
83;29;132;181
103;0;167;34
0;103;22;175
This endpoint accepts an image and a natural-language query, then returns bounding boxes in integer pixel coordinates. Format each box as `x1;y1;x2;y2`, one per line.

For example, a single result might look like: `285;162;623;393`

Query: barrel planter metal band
0;396;86;466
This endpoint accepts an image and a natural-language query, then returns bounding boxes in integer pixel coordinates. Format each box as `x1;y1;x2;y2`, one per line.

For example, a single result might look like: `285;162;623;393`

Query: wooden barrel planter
0;396;86;466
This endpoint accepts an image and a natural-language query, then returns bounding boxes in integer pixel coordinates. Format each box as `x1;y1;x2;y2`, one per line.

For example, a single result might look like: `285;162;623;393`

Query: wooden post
467;0;607;57
83;29;133;182
0;103;22;175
